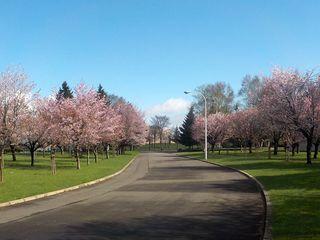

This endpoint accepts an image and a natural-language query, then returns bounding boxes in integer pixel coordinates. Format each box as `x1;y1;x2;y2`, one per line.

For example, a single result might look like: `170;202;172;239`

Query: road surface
0;152;265;240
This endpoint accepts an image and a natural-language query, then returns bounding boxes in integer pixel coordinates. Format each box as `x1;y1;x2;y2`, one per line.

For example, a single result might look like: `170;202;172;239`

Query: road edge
0;154;139;209
181;154;272;240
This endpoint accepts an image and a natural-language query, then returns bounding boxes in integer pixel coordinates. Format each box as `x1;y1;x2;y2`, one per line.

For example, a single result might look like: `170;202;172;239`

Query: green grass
139;142;199;152
0;150;138;203
179;150;320;240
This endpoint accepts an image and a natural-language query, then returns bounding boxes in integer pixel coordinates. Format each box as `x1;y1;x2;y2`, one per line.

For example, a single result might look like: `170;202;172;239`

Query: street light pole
184;91;208;160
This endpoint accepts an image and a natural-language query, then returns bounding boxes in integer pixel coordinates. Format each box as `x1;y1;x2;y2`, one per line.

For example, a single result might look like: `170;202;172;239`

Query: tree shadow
255;171;320;190
63;213;263;240
116;178;259;194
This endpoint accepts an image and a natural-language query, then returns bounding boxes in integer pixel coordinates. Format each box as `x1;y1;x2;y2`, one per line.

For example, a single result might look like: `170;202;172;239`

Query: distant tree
97;84;107;98
179;106;197;148
97;84;112;106
57;81;73;100
238;75;264;108
108;94;126;106
114;101;147;153
149;125;158;149
150;115;170;150
172;126;181;150
194;82;234;114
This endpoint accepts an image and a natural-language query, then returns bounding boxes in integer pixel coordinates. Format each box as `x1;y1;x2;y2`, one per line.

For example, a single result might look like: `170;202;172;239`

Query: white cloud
145;98;191;127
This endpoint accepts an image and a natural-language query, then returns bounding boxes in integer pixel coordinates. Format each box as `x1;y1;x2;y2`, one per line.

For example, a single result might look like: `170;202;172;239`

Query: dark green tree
179;106;197;148
97;84;112;105
97;84;107;99
57;81;73;100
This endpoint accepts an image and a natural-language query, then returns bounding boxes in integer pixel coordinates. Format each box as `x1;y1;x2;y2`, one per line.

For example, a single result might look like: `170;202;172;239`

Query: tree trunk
248;141;253;154
211;144;214;153
93;148;98;163
268;141;271;159
296;143;300;154
291;143;295;156
75;148;80;169
121;146;125;155
10;144;17;162
306;137;312;164
0;146;4;183
42;148;45;158
314;142;319;160
50;148;56;175
106;147;109;159
284;143;289;161
273;139;279;155
30;148;35;166
86;148;90;165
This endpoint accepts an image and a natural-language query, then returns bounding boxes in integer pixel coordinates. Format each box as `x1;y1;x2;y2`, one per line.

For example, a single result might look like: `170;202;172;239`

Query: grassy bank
179;150;320;240
0;150;138;203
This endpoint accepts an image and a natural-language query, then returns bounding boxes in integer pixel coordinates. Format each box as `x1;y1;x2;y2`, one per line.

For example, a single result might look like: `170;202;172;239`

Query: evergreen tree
97;84;112;105
172;127;180;144
179;106;197;147
57;81;73;100
172;126;181;150
97;84;107;99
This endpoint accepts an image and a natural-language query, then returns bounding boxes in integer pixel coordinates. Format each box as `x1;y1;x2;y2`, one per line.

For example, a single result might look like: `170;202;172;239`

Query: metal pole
184;91;208;160
204;96;208;160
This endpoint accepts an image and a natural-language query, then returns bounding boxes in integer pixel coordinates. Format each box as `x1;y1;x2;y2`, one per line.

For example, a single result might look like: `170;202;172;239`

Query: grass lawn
0;150;138;203
179;150;320;240
139;142;199;152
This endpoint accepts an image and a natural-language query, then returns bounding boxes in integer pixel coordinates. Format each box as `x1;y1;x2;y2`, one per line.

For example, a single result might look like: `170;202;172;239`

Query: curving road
0;152;265;240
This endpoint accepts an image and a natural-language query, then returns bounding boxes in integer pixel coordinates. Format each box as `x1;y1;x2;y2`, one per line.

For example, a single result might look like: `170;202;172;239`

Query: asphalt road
0;152;265;240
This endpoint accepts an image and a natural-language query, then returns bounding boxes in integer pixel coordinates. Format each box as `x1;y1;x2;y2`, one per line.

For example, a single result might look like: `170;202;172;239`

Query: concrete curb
182;155;272;240
0;155;138;209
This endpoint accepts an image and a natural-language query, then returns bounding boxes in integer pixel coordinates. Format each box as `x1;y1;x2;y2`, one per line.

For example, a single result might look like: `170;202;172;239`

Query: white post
184;91;208;160
204;96;208;160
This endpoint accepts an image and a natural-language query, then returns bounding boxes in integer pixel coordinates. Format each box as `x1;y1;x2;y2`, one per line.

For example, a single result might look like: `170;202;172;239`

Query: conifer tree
97;84;107;99
57;81;73;100
97;84;112;105
179;106;197;148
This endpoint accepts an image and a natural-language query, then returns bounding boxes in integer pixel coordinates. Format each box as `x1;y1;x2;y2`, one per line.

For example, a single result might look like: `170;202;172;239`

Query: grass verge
0;151;138;203
179;150;320;240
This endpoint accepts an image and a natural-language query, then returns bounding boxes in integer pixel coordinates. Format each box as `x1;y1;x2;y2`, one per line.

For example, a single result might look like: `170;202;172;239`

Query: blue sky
1;0;320;125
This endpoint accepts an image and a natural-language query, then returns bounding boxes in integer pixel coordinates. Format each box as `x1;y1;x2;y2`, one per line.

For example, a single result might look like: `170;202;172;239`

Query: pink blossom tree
56;84;104;169
230;108;264;153
94;95;123;161
0;66;34;182
192;113;230;152
114;101;147;154
261;68;320;164
37;98;67;174
20;102;48;167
